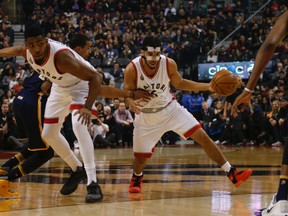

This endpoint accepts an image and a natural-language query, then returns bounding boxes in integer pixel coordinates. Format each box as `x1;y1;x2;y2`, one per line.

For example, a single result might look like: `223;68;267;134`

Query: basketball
211;69;239;96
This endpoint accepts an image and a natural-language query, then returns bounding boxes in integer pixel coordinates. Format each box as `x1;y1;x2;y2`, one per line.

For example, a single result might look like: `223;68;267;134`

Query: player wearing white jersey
0;26;151;202
124;36;253;193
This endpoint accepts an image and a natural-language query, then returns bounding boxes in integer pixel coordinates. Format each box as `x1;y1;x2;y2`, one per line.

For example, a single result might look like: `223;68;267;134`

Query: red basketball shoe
227;167;253;187
128;173;143;193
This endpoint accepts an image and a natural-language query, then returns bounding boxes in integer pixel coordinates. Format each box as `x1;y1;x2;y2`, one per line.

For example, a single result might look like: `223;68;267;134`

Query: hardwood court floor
0;144;283;216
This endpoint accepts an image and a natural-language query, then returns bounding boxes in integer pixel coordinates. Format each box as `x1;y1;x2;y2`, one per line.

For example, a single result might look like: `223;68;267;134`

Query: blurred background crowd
0;0;287;150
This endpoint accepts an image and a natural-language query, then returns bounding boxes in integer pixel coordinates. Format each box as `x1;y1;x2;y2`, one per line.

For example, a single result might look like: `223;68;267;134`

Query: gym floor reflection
0;144;282;216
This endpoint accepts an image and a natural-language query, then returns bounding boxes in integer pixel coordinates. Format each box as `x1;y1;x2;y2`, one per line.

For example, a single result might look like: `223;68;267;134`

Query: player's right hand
74;108;92;126
41;80;52;96
231;91;253;117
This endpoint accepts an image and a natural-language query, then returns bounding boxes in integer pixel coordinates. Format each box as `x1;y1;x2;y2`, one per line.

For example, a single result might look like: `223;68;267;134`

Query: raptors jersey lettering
26;39;97;87
132;55;174;109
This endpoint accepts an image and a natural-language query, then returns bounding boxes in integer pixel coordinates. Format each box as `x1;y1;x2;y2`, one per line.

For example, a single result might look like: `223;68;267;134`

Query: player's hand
208;82;214;92
128;98;149;114
231;91;253;117
41;80;52;96
74;107;92;126
133;89;154;100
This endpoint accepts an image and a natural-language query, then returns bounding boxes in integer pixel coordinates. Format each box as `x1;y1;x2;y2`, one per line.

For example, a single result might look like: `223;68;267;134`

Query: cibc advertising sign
198;61;273;81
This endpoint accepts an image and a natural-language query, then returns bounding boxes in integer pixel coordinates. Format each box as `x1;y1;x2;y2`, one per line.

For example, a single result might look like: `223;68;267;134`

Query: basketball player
124;35;253;194
0;32;151;200
0;69;53;199
0;26;151;202
231;11;288;216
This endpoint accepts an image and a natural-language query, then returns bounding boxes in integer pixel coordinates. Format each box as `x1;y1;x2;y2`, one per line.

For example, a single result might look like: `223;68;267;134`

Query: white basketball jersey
26;39;96;87
132;55;174;109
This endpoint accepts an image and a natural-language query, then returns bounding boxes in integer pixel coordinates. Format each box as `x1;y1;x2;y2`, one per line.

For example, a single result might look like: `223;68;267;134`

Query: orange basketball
211;69;239;96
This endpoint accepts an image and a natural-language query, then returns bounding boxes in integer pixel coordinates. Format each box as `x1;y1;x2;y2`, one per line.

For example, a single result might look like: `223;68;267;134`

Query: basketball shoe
128;173;143;193
60;165;87;195
227;167;253;187
259;194;288;216
0;180;19;199
0;167;9;176
0;199;20;211
85;181;103;203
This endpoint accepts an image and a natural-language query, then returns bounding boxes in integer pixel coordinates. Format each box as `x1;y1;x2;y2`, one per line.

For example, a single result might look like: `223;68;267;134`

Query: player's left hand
231;91;253;117
74;108;92;126
128;99;142;114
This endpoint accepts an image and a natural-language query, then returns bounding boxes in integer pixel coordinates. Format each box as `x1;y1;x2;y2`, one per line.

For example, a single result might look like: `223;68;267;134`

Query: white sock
221;161;232;173
134;172;143;176
85;163;97;185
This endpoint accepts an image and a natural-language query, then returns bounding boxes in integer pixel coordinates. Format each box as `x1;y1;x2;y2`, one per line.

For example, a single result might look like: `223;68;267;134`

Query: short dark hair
141;36;161;50
24;25;45;40
69;34;90;49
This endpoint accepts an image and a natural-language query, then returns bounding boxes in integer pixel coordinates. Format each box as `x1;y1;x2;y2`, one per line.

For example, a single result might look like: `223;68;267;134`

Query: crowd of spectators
0;0;287;150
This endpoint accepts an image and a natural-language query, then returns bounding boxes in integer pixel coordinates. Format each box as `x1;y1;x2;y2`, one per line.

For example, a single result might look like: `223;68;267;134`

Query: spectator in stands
231;49;242;61
113;102;133;146
0;102;12;150
260;96;272;118
218;46;230;62
110;98;120;113
199;101;215;134
121;43;133;59
273;69;287;88
266;99;283;146
207;49;218;63
109;63;123;89
5;89;15;104
164;3;176;21
95;101;104;117
190;91;205;120
8;74;18;90
103;105;117;144
16;65;28;81
90;115;116;148
180;91;192;112
1;64;15;91
103;43;119;66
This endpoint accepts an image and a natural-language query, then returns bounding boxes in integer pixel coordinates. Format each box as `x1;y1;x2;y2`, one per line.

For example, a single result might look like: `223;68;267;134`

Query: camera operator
89;115;116;148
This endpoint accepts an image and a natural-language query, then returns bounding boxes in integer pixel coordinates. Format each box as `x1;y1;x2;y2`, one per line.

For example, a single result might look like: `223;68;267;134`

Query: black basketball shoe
85;181;103;202
60;165;87;195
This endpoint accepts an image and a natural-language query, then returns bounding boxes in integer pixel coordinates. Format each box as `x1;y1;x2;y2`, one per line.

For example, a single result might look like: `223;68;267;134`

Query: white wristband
244;87;254;93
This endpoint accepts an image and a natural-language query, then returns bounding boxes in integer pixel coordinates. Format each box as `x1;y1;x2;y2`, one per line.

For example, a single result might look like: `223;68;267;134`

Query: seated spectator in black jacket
89;115;116;148
199;101;215;134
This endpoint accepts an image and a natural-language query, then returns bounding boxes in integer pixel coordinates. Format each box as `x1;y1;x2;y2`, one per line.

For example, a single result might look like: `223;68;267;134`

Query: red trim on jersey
44;118;59;124
183;124;202;138
134;147;155;158
70;104;98;116
134;152;153;158
54;48;72;74
139;57;160;79
131;61;138;87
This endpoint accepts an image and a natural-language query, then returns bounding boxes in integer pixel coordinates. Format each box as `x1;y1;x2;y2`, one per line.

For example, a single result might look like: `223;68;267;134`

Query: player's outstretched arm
98;85;153;101
0;45;26;57
231;11;288;117
168;58;211;92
